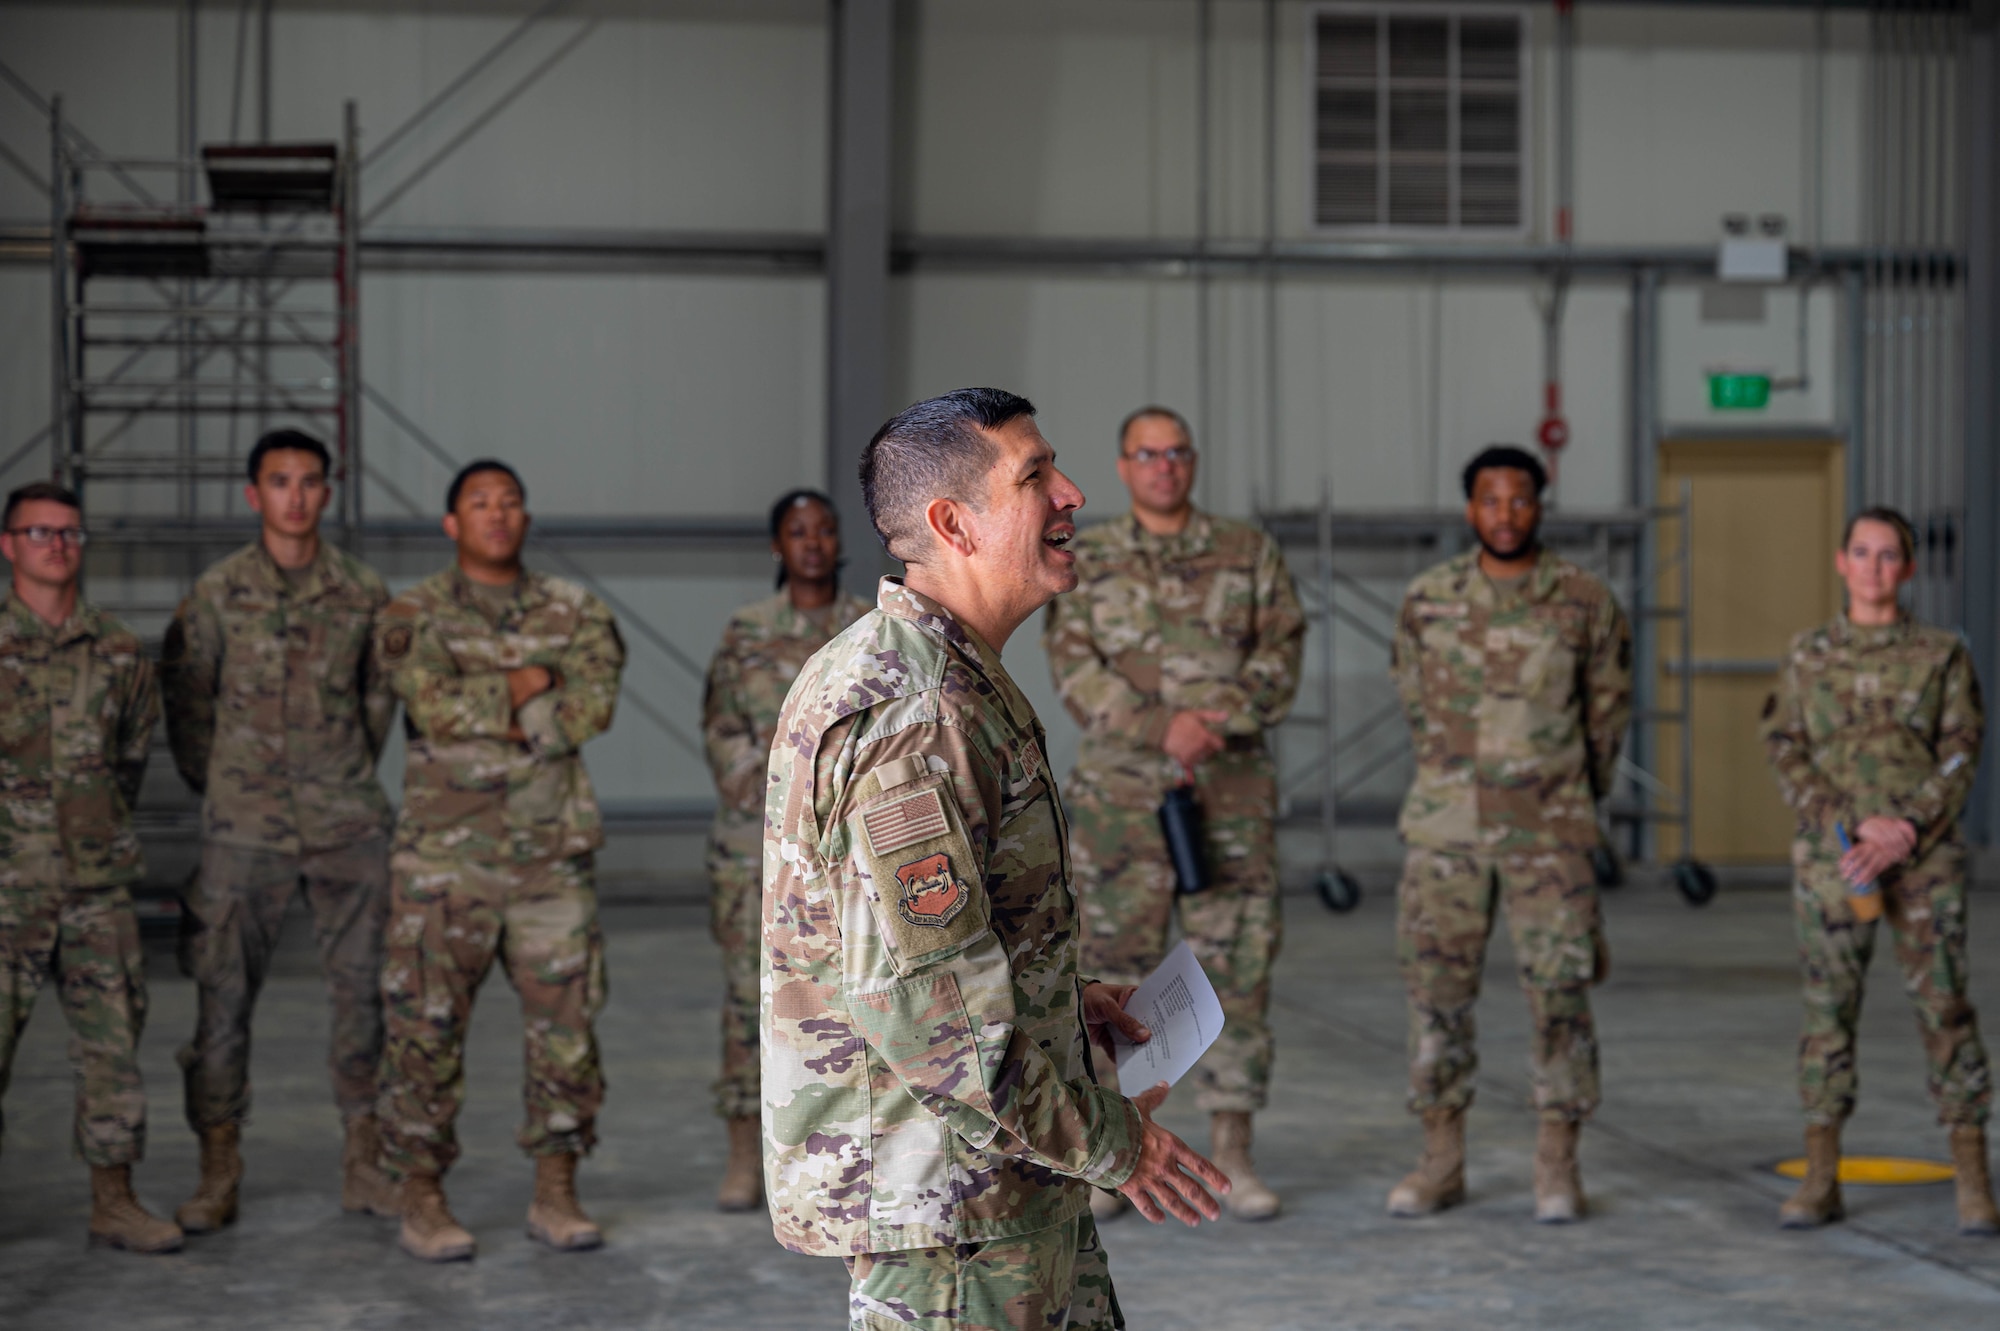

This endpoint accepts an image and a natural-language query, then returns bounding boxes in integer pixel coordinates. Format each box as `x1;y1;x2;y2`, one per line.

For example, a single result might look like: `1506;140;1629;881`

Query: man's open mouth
1044;528;1073;550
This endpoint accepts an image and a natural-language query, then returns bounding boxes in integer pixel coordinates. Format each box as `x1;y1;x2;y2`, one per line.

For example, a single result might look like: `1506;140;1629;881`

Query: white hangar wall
0;1;1872;870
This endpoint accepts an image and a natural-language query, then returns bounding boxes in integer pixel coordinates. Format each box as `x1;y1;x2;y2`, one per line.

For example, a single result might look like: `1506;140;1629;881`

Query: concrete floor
3;875;1999;1330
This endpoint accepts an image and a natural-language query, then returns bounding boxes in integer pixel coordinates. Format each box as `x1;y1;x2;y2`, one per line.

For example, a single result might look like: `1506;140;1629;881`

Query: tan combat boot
1778;1122;1845;1229
1950;1124;2000;1236
526;1153;603;1251
1387;1108;1466;1217
1533;1118;1587;1224
716;1115;763;1213
398;1173;475;1262
89;1165;184;1253
341;1115;401;1217
1210;1111;1281;1221
174;1123;241;1234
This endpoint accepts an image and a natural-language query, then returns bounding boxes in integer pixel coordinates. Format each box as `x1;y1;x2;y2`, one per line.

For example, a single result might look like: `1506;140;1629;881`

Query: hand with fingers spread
1115;1081;1230;1225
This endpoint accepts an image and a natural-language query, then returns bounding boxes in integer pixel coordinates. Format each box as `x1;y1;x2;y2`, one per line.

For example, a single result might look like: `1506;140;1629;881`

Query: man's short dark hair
1461;444;1548;498
4;480;82;530
859;388;1035;562
246;428;332;483
446;459;526;514
1117;405;1193;452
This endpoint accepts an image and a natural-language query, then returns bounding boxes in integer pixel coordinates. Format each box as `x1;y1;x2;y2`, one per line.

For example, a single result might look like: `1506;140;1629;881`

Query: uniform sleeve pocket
846;772;990;977
848;968;1001;1149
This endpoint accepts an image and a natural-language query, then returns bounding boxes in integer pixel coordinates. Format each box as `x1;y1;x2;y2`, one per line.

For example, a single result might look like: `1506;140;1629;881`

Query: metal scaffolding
1259;486;1711;911
50;100;362;540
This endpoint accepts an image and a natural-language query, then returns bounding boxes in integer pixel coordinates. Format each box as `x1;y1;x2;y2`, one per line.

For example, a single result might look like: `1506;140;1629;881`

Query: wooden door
1655;438;1845;863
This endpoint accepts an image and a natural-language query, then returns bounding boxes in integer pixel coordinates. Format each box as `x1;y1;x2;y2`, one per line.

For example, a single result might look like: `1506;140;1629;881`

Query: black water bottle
1157;785;1210;894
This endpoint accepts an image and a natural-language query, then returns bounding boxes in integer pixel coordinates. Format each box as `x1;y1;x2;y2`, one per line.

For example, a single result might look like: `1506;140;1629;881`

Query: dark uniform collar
1122;508;1214;558
1;591;106;649
1446;544;1563;607
875;576;1037;732
1834;611;1912;648
244;538;340;602
444;562;546;614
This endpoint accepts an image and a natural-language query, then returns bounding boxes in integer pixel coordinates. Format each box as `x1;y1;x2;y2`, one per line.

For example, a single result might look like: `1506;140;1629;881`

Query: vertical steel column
1627;268;1659;859
258;0;273;142
179;0;199;524
827;0;894;582
1194;0;1213;508
49;96;68;490
341;101;363;535
1845;266;1867;517
1316;481;1335;879
1962;0;1999;846
1262;0;1279;510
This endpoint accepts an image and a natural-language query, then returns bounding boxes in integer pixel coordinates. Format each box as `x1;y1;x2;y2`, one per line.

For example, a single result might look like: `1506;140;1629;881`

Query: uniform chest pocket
0;659;46;747
314;607;372;696
1195;565;1257;649
989;774;1075;952
1493;610;1585;705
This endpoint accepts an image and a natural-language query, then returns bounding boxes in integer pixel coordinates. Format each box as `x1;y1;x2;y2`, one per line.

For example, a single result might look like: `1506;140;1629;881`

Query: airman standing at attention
1387;445;1631;1225
1761;506;1996;1235
1043;405;1304;1222
763;390;1228;1331
373;460;625;1263
700;487;870;1211
0;481;176;1253
161;429;399;1234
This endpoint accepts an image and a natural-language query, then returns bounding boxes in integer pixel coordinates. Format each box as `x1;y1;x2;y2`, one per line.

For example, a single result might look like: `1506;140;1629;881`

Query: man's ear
243;483;265;515
442;512;461;543
922;496;976;558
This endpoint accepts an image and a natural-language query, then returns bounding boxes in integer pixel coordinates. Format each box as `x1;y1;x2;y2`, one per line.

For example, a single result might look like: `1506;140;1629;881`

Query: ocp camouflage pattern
703;588;870;1119
1042;512;1303;808
161;541;394;854
1762;614;1983;860
375;566;624;864
1391;548;1632;854
762;578;1142;1257
0;595;158;886
1763;613;1991;1127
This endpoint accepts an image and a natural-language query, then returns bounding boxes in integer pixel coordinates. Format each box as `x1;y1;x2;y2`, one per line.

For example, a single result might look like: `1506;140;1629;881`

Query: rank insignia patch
894;851;969;929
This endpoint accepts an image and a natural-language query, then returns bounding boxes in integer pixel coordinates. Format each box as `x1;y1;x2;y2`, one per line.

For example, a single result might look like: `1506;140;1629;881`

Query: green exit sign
1708;372;1772;410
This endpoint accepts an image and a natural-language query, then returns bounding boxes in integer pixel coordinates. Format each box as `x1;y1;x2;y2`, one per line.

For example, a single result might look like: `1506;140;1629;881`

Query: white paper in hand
1111;939;1225;1089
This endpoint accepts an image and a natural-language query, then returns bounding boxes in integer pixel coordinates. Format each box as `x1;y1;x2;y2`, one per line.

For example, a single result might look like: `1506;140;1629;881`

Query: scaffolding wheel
1590;845;1623;890
1316;868;1362;913
1672;859;1718;907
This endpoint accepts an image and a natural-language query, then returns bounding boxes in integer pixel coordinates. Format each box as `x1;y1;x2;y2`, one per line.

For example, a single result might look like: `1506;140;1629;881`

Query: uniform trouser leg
178;837;390;1130
1069;787;1281;1114
844;1213;1122;1331
0;879;149;1166
706;842;761;1119
378;851;607;1177
1795;844;1993;1126
1398;847;1602;1121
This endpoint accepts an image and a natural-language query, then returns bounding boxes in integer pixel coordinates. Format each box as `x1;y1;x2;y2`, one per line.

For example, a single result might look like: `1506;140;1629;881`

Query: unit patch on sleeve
894;851;969;928
381;624;414;663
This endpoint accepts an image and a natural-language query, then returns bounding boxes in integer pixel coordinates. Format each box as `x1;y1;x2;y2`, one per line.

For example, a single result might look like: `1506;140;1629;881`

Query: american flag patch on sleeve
862;788;950;857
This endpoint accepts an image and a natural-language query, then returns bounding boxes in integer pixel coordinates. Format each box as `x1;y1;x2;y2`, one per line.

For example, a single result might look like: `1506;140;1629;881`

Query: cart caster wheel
1672;859;1717;907
1316;869;1362;913
1590;845;1623;889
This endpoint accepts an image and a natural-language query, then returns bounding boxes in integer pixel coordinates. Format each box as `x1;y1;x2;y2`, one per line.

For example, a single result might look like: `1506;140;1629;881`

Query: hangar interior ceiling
0;0;1991;877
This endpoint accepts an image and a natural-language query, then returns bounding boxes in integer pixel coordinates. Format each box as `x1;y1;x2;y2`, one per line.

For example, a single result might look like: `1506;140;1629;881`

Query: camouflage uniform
1761;614;1991;1126
701;588;870;1121
1391;548;1632;1122
0;593;159;1166
161;541;395;1131
763;578;1141;1329
1042;511;1303;1114
374;566;624;1176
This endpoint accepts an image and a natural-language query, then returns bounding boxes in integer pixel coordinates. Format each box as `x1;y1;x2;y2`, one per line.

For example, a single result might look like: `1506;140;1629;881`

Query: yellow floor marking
1773;1156;1957;1185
